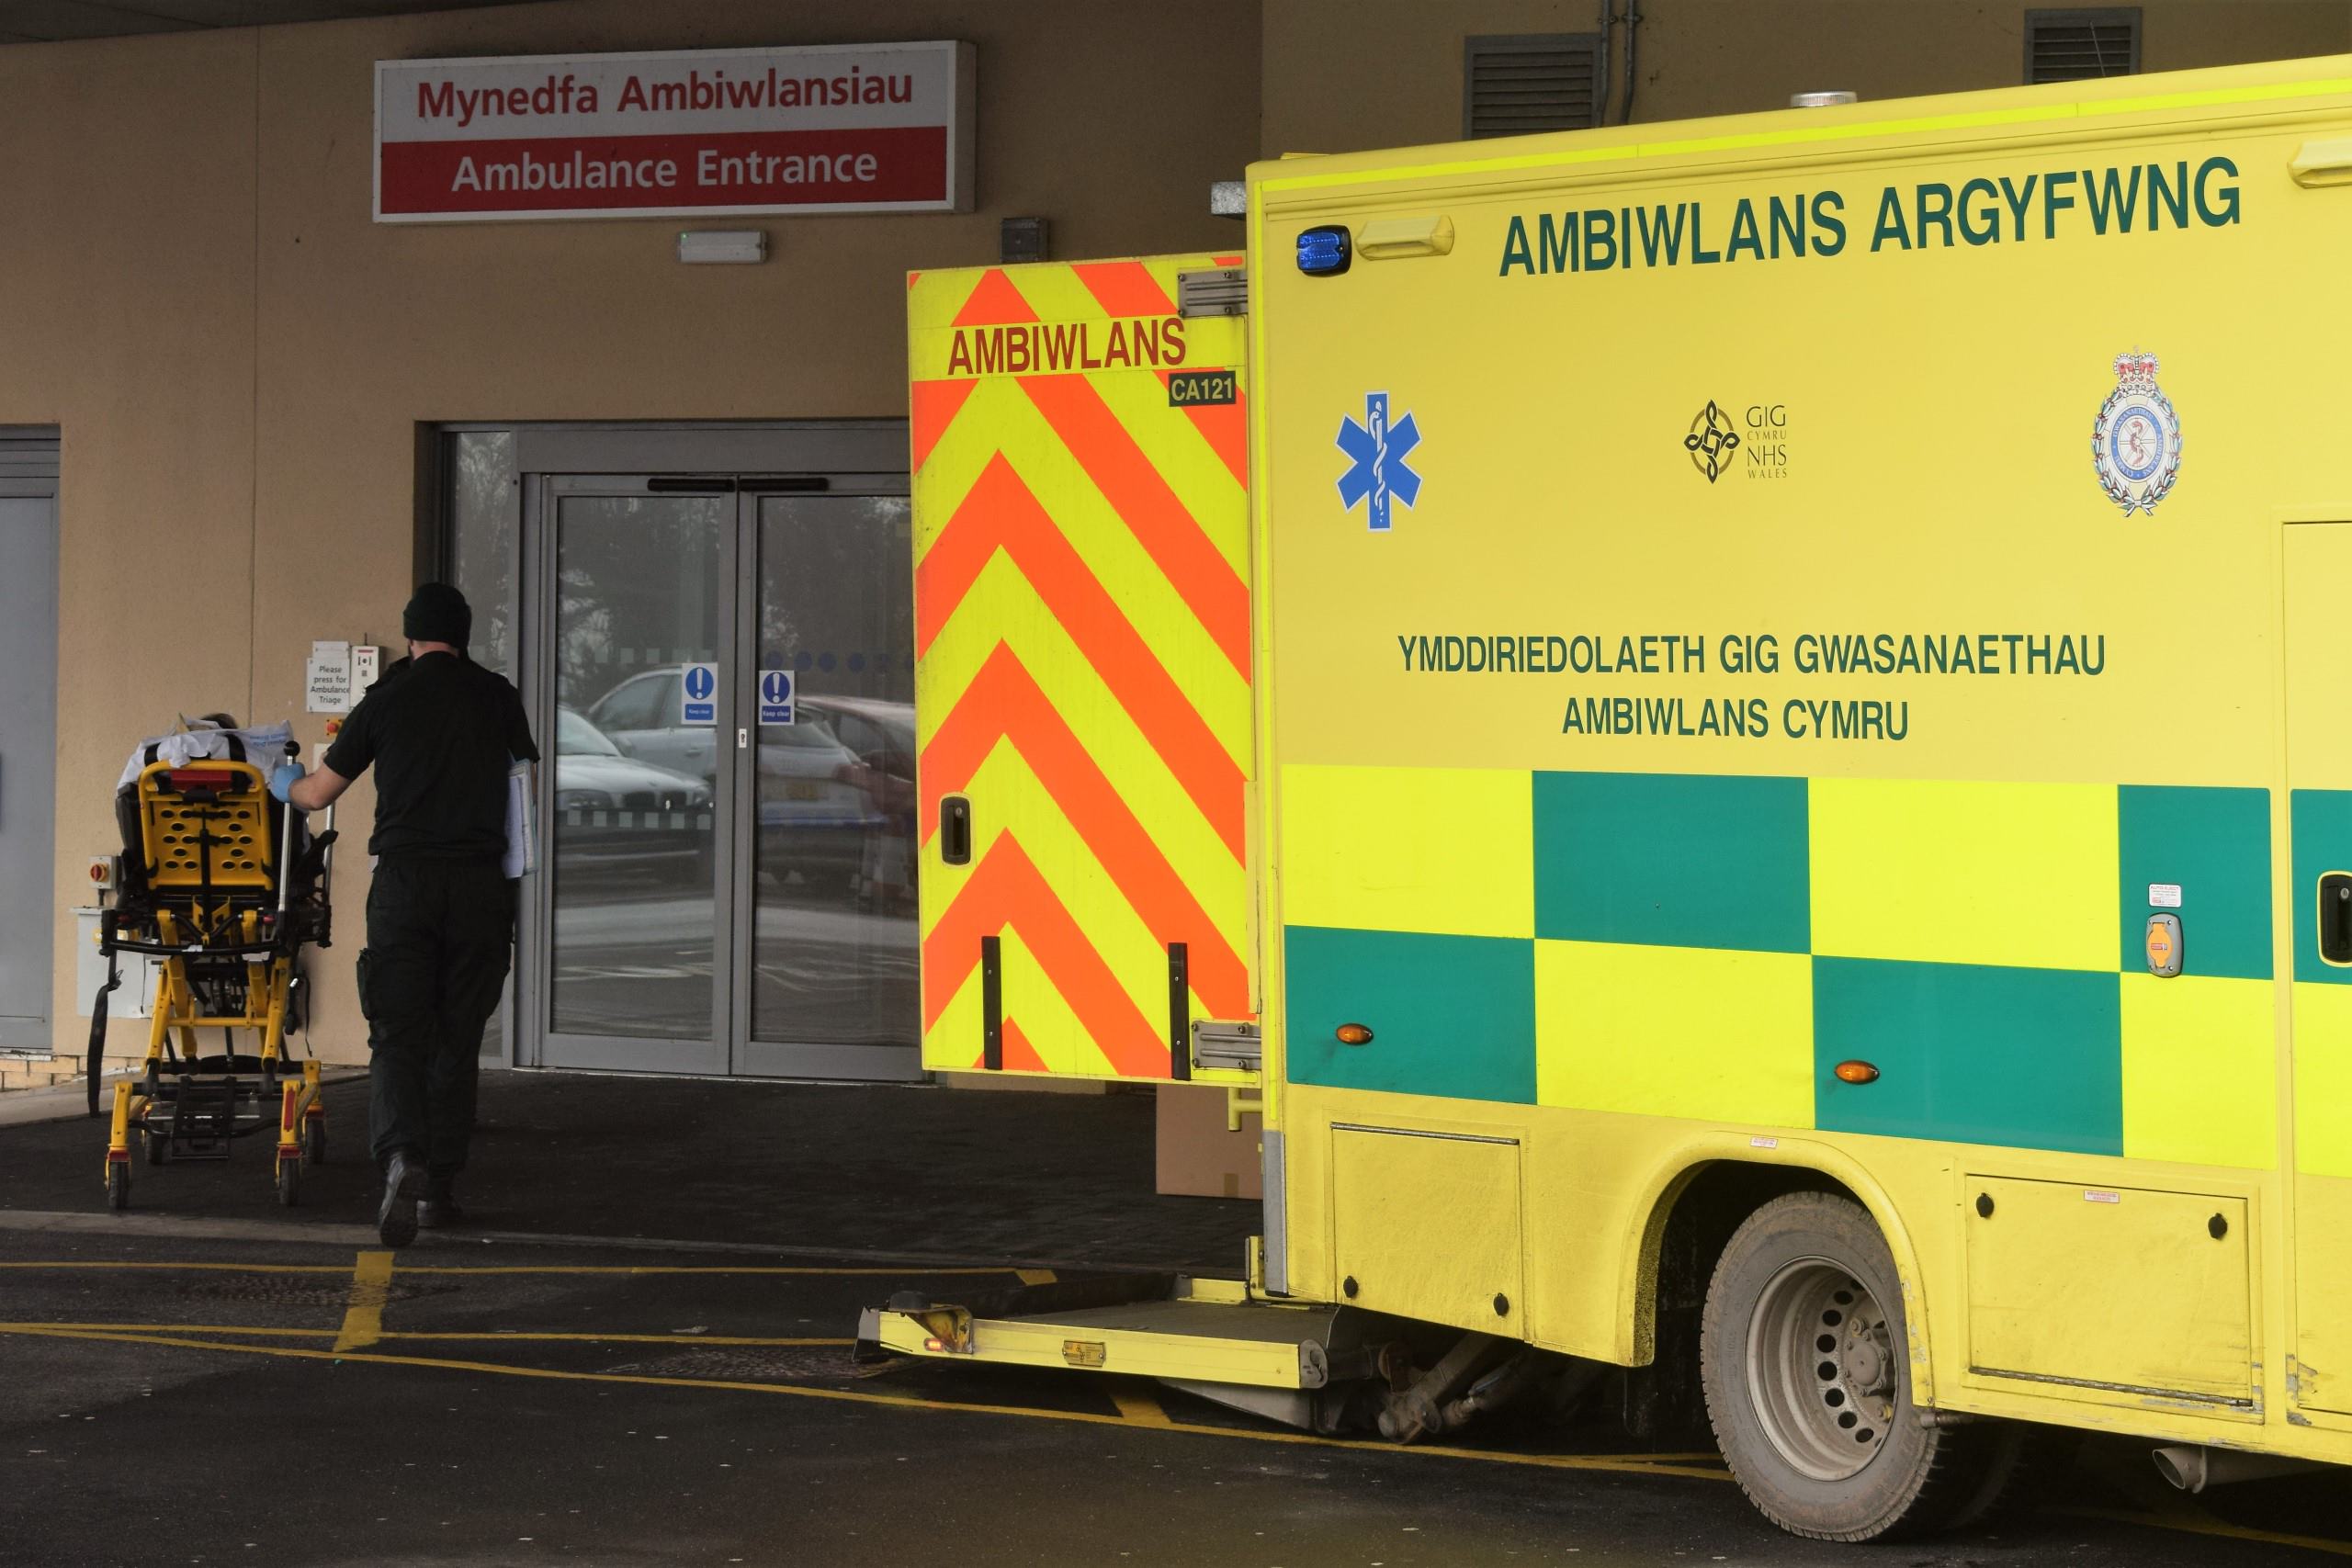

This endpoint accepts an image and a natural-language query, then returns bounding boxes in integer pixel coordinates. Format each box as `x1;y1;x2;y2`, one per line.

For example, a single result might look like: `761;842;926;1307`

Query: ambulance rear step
856;1274;1419;1433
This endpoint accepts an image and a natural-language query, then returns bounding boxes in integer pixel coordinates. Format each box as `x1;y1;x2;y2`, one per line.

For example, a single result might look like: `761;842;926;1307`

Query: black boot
418;1178;465;1230
377;1151;425;1248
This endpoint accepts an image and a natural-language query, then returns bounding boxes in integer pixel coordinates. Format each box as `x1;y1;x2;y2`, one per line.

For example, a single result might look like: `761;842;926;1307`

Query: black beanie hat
403;582;472;647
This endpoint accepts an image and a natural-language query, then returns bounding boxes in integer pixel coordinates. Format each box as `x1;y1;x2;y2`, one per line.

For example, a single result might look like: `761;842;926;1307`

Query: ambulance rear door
908;254;1255;1083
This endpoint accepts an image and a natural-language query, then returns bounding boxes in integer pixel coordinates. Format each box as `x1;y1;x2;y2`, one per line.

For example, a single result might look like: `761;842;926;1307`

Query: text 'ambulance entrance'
519;464;919;1081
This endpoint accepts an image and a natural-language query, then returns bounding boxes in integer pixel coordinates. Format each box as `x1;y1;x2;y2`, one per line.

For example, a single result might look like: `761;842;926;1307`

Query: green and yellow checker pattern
1281;766;2278;1169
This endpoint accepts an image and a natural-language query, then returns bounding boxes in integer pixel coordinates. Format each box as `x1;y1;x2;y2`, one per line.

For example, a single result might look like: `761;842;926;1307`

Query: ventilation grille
0;427;59;484
1464;34;1603;140
2027;8;2142;84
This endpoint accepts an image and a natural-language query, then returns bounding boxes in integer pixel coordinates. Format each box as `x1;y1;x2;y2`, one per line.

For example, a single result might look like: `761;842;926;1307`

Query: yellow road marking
0;1261;353;1273
0;1323;853;1347
332;1250;394;1352
0;1322;340;1337
0;1260;1021;1278
2051;1438;2352;1559
391;1332;855;1347
0;1322;1733;1483
1110;1382;1171;1427
2057;1506;2352;1561
392;1265;1018;1277
12;1319;2336;1559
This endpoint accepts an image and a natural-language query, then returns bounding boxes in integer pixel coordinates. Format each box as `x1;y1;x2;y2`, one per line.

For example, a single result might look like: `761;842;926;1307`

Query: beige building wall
10;0;2345;1071
1;0;1261;1065
1261;1;2352;156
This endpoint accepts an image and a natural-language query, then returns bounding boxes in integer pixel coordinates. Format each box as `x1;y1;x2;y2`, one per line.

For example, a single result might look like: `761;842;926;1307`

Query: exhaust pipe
2153;1444;2327;1493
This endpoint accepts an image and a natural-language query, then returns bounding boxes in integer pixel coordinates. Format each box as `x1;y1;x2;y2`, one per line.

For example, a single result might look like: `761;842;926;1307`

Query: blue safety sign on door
680;661;718;726
759;669;796;726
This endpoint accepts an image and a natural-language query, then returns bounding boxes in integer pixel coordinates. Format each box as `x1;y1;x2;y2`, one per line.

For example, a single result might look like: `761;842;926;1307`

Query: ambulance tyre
1701;1190;2006;1541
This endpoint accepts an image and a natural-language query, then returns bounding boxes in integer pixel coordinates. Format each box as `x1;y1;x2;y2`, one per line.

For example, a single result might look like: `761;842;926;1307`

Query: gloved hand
269;761;306;806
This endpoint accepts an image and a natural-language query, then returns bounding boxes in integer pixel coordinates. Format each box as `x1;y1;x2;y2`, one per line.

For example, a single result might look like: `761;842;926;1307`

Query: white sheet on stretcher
118;721;296;791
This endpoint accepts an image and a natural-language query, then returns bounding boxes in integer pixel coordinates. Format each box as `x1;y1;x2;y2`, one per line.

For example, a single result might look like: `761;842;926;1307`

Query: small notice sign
758;669;796;726
2148;883;2183;908
305;641;354;714
680;662;718;726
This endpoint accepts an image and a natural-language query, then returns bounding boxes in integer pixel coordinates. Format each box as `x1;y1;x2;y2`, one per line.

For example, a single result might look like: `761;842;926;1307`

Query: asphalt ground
3;1072;2350;1566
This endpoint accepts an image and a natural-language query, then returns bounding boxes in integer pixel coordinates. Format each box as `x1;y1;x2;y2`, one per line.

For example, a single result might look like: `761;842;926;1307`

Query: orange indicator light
1833;1060;1881;1085
1334;1022;1374;1046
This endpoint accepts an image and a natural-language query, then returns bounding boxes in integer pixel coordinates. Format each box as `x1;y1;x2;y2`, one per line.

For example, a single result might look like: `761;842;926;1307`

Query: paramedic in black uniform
271;583;536;1247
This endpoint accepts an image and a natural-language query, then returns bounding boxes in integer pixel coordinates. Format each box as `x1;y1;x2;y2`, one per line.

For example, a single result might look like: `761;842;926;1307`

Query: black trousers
360;856;515;1177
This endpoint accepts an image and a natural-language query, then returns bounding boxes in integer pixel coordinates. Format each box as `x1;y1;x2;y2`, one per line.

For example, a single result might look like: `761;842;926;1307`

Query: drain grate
171;1276;455;1309
602;1346;889;1382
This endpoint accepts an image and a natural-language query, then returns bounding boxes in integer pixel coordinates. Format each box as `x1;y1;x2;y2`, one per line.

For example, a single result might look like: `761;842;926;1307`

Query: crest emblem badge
2092;352;2182;516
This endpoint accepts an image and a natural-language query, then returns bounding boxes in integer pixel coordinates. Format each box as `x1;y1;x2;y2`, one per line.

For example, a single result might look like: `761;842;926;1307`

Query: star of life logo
2093;352;2182;517
1336;391;1423;532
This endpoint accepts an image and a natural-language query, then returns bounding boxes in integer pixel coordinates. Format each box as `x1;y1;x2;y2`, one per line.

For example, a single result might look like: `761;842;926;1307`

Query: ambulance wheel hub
1745;1258;1894;1483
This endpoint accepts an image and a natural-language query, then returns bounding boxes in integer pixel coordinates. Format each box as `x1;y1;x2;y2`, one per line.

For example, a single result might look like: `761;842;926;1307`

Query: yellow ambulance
870;54;2352;1540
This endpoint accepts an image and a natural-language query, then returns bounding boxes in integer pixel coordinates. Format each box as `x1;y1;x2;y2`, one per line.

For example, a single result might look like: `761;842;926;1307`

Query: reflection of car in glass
551;707;712;880
797;695;918;897
580;666;882;893
797;695;915;818
583;669;718;784
753;701;886;895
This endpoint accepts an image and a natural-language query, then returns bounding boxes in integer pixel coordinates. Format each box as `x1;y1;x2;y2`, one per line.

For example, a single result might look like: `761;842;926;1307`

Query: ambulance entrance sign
375;41;977;223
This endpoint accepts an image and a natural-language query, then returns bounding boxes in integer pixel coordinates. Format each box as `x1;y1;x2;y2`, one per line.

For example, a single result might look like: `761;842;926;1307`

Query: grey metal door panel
0;489;59;1050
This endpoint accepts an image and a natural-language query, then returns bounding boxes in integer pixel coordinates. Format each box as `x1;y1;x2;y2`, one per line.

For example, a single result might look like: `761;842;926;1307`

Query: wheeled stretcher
87;728;339;1209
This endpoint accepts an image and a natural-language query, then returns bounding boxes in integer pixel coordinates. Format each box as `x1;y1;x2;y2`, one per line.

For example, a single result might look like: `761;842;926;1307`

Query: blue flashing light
1296;224;1351;276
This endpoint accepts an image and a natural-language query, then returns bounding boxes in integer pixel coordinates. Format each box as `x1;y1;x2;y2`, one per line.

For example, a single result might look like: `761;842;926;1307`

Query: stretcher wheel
142;1126;167;1166
302;1116;327;1167
106;1164;130;1211
274;1154;300;1208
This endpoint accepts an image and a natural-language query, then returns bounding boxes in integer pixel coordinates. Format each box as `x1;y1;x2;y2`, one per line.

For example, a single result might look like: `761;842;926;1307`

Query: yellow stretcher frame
93;757;336;1210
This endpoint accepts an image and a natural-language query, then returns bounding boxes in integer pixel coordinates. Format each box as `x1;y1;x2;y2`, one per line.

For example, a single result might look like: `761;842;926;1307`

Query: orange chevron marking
997;1016;1049;1073
1019;375;1250;677
952;268;1037;327
910;379;978;473
923;835;1166;1077
1070;260;1177;319
908;272;921;288
916;456;1245;860
919;644;1248;1018
1159;370;1248;490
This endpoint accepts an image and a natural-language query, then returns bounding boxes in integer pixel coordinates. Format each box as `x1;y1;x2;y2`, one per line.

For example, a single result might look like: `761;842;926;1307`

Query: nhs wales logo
1336;391;1424;532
